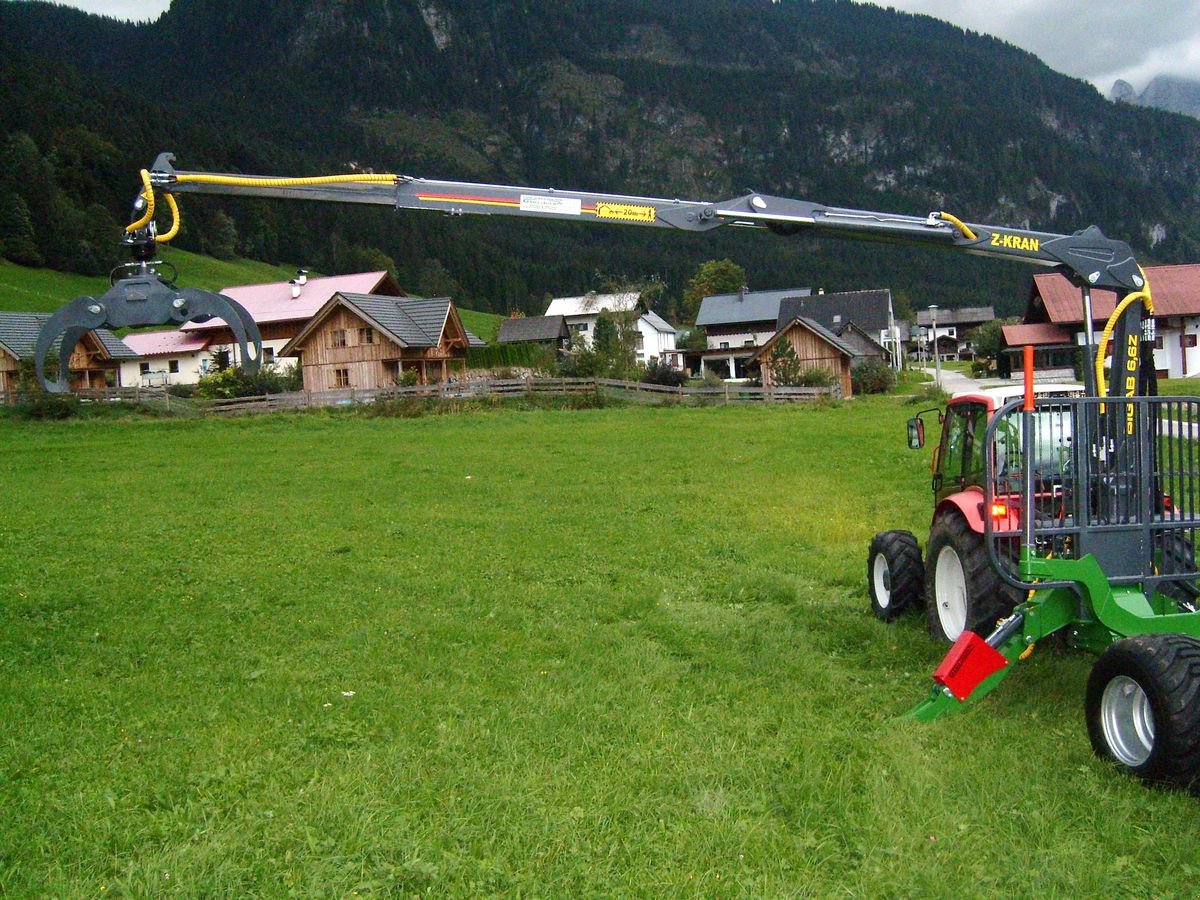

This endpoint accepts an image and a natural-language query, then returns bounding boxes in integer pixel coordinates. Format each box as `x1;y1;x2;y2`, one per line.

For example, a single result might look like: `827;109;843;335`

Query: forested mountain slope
3;0;1199;318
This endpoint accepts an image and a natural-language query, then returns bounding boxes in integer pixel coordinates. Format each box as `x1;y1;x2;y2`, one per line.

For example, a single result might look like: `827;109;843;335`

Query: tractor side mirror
907;417;925;450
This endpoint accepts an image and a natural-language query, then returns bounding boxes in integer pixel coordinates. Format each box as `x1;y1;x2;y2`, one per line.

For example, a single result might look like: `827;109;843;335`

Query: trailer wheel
867;530;923;621
924;512;1019;643
1086;634;1200;794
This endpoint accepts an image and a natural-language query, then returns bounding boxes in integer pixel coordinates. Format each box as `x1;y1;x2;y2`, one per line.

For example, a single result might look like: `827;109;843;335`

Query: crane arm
148;152;1145;292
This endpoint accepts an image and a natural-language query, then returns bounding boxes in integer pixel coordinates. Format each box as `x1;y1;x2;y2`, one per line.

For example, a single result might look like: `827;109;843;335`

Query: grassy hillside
0;253;505;340
2;399;1196;895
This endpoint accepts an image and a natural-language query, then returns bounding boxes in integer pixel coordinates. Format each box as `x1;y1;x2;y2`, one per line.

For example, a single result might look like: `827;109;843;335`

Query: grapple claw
34;274;262;392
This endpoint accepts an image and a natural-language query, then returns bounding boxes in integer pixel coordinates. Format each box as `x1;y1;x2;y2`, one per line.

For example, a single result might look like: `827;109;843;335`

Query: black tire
1085;634;1200;794
867;530;923;621
1155;531;1200;613
924;511;1020;643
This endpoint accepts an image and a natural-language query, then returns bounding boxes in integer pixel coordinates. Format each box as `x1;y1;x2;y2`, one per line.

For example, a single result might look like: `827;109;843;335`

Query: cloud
867;0;1200;90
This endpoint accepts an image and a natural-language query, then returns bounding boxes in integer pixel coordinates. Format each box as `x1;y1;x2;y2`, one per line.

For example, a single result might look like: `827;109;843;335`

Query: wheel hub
873;555;891;609
934;545;968;639
1100;675;1155;767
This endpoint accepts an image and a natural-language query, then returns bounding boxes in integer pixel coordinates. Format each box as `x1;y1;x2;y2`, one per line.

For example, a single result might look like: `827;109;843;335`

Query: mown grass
2;399;1198;895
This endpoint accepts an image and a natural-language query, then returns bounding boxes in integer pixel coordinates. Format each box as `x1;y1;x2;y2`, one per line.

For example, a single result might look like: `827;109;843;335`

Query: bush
700;368;726;387
195;364;298;399
851;358;897;394
796;367;836;388
166;383;197;398
641;359;686;387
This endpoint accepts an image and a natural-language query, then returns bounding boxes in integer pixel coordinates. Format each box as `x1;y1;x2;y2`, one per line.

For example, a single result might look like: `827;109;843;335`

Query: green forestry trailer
34;154;1200;792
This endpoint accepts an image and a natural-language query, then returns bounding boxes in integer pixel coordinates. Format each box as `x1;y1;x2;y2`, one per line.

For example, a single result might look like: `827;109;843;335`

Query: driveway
918;366;1009;395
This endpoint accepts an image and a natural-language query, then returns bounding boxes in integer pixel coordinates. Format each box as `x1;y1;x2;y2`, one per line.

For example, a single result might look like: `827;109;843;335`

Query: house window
333;368;350;388
635;333;644;350
263;346;276;364
1155;336;1165;350
576;322;589;332
833;314;842;325
168;360;180;374
743;339;755;347
360;327;375;345
331;329;347;348
139;362;150;375
1185;334;1199;349
719;341;730;349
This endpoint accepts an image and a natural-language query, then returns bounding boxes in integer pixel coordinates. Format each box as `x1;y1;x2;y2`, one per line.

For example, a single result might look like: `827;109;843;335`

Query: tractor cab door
932;400;988;502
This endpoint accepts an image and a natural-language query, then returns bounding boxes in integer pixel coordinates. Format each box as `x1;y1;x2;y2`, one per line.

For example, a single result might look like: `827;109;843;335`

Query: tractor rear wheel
924;512;1019;643
1085;634;1200;794
867;530;923;621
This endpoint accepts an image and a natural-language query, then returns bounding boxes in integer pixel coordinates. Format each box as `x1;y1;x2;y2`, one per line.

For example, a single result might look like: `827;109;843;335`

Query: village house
1013;264;1200;379
695;287;813;379
280;292;485;390
914;305;996;360
752;316;855;397
178;270;405;376
775;289;903;368
496;315;570;351
544;292;679;365
0;312;135;393
119;330;212;387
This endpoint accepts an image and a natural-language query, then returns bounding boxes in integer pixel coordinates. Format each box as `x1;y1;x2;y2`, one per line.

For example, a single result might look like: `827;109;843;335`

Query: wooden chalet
0;312;136;392
753;316;855;397
497;314;570;350
280;293;486;390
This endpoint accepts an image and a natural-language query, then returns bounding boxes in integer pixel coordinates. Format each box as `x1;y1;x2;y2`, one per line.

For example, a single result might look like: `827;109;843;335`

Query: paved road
917;366;1009;395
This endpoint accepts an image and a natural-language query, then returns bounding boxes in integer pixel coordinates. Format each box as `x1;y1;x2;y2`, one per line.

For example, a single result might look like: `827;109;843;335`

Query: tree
766;341;805;386
682;259;746;323
970;317;1021;363
0;192;42;265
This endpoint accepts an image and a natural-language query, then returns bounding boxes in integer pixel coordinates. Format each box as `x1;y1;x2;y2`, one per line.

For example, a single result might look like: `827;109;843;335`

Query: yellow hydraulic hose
1094;267;1154;396
125;169;155;233
935;211;978;241
156;192;181;243
173;172;398;188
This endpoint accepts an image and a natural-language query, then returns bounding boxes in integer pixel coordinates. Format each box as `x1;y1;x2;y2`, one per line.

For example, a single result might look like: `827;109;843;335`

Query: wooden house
753;316;855;397
0;312;136;392
280;293;486;390
497;314;570;350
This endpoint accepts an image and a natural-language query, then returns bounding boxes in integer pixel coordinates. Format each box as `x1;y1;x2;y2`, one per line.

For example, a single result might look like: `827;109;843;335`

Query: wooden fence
2;377;839;416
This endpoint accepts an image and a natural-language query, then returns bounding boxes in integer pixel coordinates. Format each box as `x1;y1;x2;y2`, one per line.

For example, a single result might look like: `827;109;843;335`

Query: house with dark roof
0;312;136;392
497;315;570;351
696;287;812;379
280;293;485;389
1023;264;1200;378
752;317;855;397
776;289;903;367
914;306;995;360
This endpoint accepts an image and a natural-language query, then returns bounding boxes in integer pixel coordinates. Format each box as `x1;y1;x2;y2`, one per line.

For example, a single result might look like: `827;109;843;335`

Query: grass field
2;398;1198;895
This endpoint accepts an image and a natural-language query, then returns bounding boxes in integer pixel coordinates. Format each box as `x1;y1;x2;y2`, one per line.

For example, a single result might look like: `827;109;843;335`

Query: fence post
724;382;729;405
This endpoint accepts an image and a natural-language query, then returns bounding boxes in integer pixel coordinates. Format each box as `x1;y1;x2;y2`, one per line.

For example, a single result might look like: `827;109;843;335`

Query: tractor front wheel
867;530;923;621
924;512;1018;642
1086;634;1200;794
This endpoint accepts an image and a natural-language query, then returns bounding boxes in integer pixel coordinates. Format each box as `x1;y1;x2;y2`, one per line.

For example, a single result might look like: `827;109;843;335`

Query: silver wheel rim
1100;675;1155;767
873;554;891;609
934;545;967;640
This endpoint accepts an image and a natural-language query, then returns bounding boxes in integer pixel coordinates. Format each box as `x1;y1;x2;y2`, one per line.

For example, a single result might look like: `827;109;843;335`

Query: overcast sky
45;0;1200;93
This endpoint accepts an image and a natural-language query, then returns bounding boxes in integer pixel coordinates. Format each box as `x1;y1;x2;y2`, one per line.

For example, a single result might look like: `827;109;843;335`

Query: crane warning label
596;202;657;223
519;195;582;216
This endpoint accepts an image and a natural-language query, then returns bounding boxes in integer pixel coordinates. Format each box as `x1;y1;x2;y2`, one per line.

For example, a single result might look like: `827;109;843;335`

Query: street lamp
929;304;941;388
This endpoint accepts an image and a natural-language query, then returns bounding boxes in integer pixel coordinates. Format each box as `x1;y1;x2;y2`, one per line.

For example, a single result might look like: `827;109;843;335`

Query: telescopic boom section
149;152;1144;291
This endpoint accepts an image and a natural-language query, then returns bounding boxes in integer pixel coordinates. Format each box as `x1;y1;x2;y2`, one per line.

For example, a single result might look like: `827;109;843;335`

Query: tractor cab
909;384;1083;504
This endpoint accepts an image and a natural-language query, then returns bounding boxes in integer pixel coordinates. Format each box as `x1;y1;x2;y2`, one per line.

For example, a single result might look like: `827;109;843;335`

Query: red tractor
868;383;1082;642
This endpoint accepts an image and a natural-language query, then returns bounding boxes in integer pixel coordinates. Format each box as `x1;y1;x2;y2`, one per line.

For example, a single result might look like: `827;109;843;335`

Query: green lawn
2;399;1197;895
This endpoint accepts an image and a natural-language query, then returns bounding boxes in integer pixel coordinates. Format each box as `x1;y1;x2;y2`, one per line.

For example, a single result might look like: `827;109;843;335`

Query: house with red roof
118;330;213;387
1011;264;1200;379
180;269;404;373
